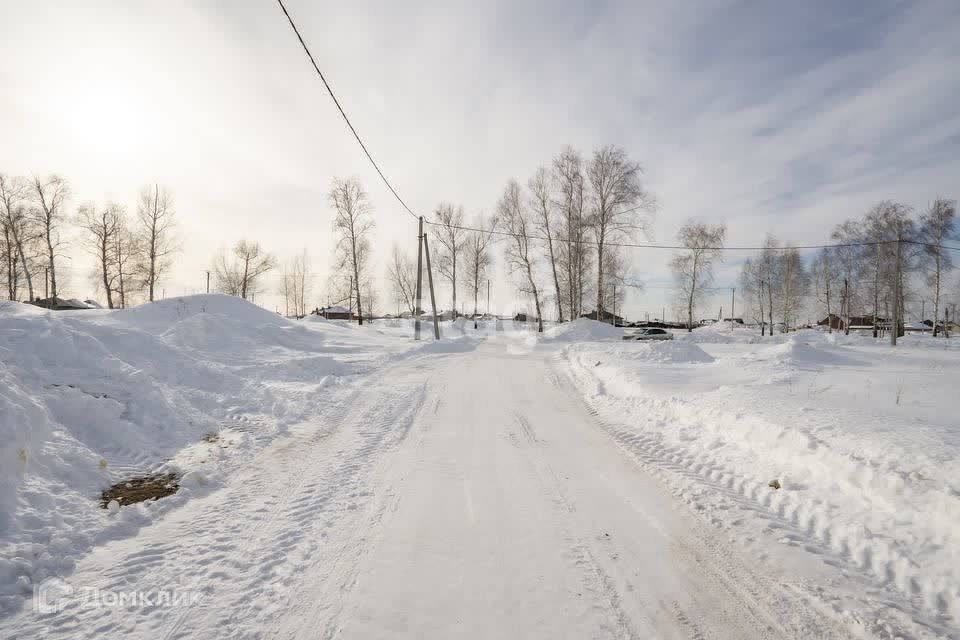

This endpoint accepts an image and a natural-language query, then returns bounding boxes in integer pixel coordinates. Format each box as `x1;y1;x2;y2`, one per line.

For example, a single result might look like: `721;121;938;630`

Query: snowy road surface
3;338;854;639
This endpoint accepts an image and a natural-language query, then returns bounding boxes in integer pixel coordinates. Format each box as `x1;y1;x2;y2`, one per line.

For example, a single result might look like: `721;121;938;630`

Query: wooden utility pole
891;234;902;346
423;233;440;339
415;218;424;340
730;287;735;330
843;278;850;335
611;283;616;326
486;279;490;318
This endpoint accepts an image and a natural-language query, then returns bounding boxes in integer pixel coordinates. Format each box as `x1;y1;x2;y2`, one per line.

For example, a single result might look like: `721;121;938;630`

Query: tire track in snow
553;351;952;639
271;380;436;640
3;361;430;640
509;407;645;640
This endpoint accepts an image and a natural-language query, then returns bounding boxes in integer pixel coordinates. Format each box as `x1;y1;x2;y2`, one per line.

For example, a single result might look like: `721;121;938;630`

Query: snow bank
751;337;867;368
0;295;416;615
618;340;715;364
560;336;960;630
542;318;623;342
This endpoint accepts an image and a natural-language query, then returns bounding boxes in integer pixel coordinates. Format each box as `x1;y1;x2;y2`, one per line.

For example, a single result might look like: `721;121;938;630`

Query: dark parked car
623;327;674;341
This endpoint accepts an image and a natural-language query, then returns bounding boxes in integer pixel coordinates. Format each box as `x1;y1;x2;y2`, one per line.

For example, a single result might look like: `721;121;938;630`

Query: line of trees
386;197;495;324
0;173;179;308
485;144;656;328
735;198;956;337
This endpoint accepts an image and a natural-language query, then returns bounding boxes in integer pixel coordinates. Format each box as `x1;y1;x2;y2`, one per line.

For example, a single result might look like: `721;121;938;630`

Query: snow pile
560;334;960;630
619;340;715;364
542;318;623;342
0;295;417;615
752;337;867;368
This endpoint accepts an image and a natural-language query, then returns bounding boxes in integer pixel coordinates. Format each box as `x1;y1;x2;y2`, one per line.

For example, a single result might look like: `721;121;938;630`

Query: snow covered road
3;337;851;639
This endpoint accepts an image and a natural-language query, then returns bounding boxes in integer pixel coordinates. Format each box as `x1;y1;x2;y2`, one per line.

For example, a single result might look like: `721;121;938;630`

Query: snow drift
0;295;416;615
561;328;960;630
618;340;715;364
542;318;623;342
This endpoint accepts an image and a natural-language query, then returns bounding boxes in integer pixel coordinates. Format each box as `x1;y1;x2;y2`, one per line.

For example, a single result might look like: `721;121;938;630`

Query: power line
421;218;960;253
275;0;419;221
276;1;960;258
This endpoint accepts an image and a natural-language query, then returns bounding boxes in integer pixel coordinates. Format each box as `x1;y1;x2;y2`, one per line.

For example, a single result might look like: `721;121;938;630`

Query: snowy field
1;298;958;639
561;322;960;637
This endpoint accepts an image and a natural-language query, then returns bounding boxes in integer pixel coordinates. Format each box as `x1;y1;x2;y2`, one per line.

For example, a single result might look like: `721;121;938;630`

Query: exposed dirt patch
100;473;180;508
202;432;221;443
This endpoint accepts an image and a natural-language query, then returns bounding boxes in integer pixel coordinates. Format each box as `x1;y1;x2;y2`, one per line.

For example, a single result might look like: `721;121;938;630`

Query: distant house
27;296;97;311
581;309;624;325
818;314;888;331
513;312;539;322
317;305;353;320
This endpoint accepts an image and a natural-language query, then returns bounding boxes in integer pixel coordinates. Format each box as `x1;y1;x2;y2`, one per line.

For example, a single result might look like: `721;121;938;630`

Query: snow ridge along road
4;335;873;639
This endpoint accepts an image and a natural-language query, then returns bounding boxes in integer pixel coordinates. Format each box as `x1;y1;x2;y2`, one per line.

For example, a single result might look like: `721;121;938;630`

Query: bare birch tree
919;198;956;336
0;213;13;300
811;247;841;331
31;174;69;298
113;217;136;308
433;202;468;318
553;146;590;319
670;221;726;331
0;174;34;300
778;246;808;332
214;240;277;299
77;202;123;308
464;212;496;328
387;244;418;315
134;184;178;301
330;177;374;325
586;145;655;315
830;220;865;334
281;249;311;317
528;167;563;321
739;259;766;331
497;180;543;332
758;235;780;335
861;201;913;336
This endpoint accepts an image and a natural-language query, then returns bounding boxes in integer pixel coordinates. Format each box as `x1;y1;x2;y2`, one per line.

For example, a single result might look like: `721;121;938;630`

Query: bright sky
2;0;959;320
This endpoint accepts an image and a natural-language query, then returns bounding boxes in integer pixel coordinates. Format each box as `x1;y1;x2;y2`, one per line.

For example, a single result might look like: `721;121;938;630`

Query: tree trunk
44;220;57;298
473;271;479;330
933;250;941;337
240;256;250;299
352;245;363;326
148;185;158;301
543;229;563;322
101;240;114;309
17;241;33;300
758;280;765;337
595;241;605;315
873;250;880;338
527;262;543;333
767;280;774;339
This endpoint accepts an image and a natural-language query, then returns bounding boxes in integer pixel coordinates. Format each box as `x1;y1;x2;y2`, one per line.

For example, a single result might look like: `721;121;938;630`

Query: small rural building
581;309;624;325
26;296;98;311
317;305;353;320
818;314;888;331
